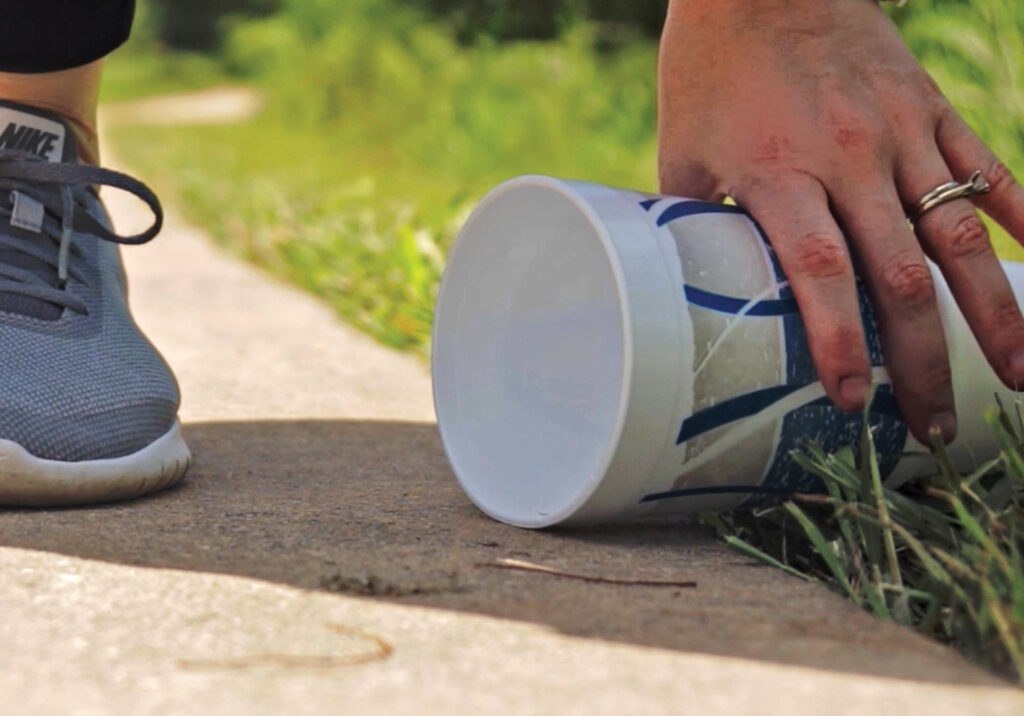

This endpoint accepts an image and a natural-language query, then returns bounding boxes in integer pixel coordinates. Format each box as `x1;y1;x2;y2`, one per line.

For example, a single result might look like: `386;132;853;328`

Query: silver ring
911;170;991;222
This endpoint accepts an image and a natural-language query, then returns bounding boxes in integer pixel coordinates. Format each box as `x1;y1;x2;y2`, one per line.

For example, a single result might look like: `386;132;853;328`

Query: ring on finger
910;170;991;222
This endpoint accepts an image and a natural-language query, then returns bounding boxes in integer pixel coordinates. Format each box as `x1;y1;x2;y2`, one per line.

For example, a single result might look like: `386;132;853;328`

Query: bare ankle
0;60;103;164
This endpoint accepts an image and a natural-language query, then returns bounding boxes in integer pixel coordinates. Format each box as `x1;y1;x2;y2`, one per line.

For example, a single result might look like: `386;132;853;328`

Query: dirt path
0;89;1021;714
102;86;265;126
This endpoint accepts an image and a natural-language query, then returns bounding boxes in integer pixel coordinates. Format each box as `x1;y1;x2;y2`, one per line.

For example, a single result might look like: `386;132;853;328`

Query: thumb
657;156;719;200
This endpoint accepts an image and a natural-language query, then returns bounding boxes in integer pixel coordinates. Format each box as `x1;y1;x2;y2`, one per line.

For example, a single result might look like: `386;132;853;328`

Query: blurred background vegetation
103;0;1024;356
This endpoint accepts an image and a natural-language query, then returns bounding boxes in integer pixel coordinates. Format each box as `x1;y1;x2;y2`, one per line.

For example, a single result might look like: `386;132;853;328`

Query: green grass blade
783;502;862;607
721;535;813;583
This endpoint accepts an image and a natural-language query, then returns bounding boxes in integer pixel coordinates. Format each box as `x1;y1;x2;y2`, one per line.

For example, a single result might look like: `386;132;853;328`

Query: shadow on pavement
0;419;993;685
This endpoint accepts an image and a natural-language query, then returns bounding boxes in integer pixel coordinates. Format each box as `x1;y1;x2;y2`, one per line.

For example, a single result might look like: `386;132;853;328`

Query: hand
658;0;1024;443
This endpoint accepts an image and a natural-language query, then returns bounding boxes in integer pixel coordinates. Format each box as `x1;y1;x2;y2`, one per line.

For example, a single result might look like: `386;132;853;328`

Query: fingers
830;183;957;443
936;112;1024;243
734;177;872;411
896;146;1024;391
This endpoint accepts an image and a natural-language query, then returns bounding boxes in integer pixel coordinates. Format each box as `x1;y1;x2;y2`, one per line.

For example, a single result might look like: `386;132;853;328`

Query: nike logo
0;122;61;159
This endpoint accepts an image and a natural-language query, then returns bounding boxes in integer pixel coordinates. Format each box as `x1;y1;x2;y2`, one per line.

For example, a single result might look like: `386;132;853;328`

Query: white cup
431;175;1020;528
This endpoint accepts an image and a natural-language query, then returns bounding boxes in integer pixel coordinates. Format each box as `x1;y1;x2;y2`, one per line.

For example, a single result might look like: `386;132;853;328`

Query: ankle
0;60;103;164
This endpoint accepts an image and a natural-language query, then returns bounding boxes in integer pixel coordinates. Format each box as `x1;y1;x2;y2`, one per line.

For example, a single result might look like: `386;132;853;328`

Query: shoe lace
0;149;163;315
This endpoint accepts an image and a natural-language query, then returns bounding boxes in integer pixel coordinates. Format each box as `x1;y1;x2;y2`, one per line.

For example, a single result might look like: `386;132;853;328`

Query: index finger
734;175;873;412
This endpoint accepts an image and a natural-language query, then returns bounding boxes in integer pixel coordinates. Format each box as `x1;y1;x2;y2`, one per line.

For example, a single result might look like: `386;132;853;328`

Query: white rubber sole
0;420;191;507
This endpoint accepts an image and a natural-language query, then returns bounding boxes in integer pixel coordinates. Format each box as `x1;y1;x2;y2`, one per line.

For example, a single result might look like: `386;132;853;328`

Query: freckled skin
658;0;1024;443
832;126;869;153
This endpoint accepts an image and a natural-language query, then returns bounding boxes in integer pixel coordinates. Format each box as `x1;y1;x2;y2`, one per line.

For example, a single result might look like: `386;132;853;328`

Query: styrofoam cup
431;176;1020;528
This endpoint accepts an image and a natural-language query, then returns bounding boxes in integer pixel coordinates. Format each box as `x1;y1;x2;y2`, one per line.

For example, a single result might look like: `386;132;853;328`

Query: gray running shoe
0;100;189;506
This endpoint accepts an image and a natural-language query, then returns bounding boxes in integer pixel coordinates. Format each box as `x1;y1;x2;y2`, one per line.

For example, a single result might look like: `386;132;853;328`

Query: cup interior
432;180;626;527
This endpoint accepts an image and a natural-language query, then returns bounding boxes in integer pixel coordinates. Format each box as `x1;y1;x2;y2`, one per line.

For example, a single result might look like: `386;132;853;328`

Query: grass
703;388;1024;684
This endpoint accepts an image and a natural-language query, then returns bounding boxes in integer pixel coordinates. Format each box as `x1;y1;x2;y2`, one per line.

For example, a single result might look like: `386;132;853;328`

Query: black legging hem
0;1;135;73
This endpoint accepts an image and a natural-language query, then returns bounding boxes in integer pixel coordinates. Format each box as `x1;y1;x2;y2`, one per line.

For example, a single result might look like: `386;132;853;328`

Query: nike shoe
0;99;190;506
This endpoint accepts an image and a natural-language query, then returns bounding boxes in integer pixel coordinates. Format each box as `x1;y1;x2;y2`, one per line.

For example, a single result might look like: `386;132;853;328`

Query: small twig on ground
476;558;697;588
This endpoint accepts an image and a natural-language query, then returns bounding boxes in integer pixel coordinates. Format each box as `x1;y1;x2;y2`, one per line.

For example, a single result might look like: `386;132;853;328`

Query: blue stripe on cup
676;383;811;445
683;284;799;316
640;484;795;503
656;200;747;227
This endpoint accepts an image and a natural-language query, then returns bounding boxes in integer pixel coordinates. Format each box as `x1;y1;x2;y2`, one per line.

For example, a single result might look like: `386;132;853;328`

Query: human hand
658;0;1024;443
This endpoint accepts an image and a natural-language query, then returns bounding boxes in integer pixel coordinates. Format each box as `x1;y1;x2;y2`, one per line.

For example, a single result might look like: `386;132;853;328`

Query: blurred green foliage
406;0;667;43
142;0;667;50
106;0;1024;357
109;0;658;354
895;0;1024;261
149;0;278;50
100;0;230;100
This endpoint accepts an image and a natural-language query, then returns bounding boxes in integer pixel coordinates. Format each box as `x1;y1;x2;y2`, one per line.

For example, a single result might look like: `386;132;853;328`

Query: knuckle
983;296;1023;332
881;252;936;306
918;72;947;105
942;214;992;260
898;354;953;407
913;359;954;400
832;125;883;165
832;124;872;153
750;134;795;167
986;160;1019;196
820;322;866;366
823;105;885;164
790;233;851;280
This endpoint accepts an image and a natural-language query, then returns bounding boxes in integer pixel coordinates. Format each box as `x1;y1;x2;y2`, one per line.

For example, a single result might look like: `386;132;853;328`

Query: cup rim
431;175;634;528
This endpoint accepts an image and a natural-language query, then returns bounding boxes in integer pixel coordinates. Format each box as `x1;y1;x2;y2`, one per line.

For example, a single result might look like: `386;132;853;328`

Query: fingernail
929;411;958;444
839;374;869;409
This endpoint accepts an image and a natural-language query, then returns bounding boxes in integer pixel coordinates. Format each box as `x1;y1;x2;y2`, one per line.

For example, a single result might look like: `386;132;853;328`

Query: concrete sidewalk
1;146;1022;714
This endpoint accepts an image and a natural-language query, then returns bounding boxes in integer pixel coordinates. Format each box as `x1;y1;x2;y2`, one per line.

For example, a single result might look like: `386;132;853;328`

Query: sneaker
0;100;190;506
